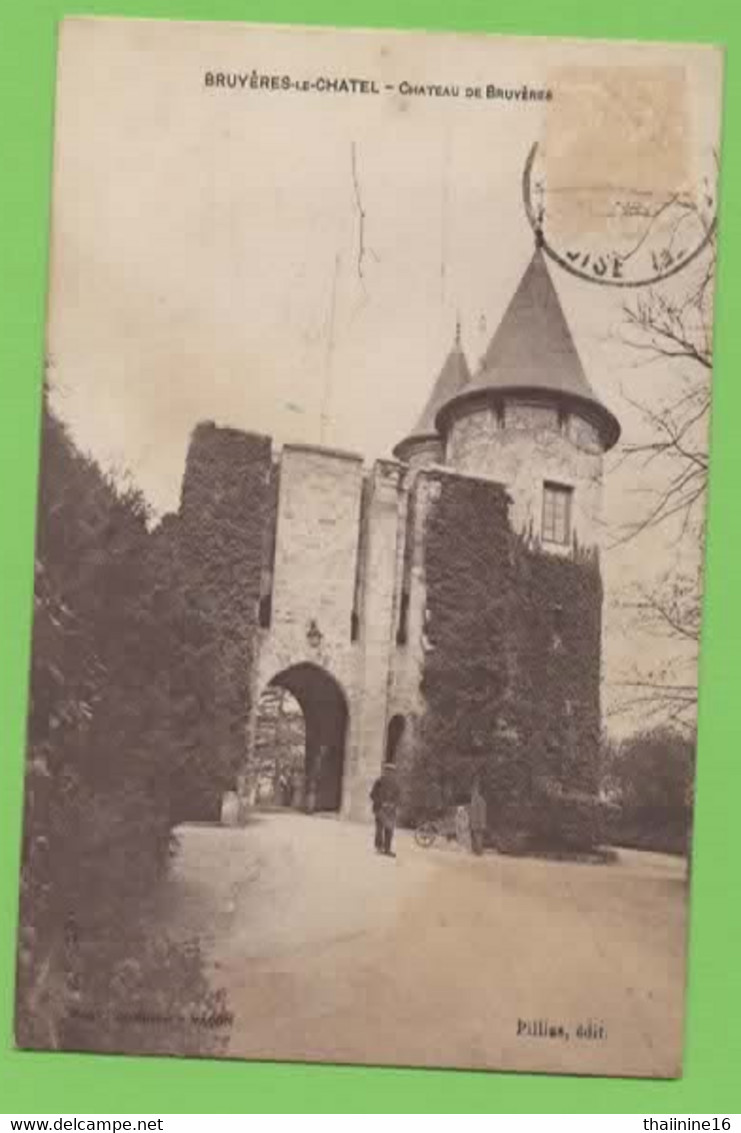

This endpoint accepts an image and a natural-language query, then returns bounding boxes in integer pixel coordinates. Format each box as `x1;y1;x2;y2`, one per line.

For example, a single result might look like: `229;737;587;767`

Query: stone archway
259;662;349;813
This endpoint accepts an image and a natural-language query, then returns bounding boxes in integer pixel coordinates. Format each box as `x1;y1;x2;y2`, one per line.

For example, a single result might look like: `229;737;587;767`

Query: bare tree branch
609;211;716;726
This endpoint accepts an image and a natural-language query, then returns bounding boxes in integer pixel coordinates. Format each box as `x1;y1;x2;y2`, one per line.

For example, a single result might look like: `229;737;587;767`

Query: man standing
370;763;401;857
469;780;487;855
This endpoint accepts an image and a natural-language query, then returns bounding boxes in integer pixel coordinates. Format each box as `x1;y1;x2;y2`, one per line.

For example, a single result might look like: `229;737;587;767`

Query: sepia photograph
15;16;723;1079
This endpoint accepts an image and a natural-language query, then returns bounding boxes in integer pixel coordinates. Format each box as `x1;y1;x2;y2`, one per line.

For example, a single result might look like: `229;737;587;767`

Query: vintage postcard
15;16;723;1077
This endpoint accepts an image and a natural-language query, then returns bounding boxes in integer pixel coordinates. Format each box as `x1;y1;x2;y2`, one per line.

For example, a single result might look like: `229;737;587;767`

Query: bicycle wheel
414;821;438;848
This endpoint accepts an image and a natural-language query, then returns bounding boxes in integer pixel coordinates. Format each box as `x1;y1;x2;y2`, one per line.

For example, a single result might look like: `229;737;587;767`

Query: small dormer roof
393;324;471;459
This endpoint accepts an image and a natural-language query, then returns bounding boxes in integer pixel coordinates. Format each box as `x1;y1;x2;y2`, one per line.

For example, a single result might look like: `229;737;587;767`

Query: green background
0;0;739;1114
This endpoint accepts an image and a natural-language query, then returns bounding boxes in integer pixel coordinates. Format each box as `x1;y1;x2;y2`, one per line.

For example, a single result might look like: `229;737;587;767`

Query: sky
45;17;724;734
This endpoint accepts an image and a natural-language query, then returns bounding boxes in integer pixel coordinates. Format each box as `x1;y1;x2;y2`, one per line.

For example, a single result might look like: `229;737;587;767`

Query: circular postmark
522;142;716;288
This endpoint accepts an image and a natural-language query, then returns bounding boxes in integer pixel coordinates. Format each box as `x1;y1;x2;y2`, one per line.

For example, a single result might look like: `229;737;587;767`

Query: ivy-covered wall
516;546;603;849
518;546;603;797
178;423;273;803
413;473;523;813
416;471;604;850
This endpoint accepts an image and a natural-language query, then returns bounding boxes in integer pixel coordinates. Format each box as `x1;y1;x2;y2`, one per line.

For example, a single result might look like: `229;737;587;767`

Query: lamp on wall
306;618;322;650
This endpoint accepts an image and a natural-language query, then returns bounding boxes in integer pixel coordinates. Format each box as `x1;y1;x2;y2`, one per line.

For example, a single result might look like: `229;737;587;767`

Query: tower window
259;594;272;629
542;482;573;545
385;715;406;765
396;591;410;645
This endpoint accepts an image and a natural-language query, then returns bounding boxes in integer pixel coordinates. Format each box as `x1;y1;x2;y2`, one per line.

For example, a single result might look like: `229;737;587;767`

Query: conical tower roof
435;248;620;449
393;324;471;459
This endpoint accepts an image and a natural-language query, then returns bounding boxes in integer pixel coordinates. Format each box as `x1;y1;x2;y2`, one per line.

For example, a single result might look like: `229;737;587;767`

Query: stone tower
433;247;620;553
389;245;621;844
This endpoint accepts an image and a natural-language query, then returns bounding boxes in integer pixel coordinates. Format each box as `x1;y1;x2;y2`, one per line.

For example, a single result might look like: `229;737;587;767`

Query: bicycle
413;809;458;848
413;818;440;847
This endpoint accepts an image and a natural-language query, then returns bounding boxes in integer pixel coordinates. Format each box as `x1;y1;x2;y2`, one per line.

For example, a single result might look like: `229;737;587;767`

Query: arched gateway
258;663;348;813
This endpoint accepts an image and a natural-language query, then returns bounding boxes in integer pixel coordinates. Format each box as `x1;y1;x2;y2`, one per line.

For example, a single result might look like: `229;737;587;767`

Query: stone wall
256;443;366;813
349;460;405;819
386;469;439;796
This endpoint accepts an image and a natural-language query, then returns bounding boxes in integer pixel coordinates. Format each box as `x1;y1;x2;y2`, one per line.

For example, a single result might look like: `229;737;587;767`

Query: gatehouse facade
174;247;620;824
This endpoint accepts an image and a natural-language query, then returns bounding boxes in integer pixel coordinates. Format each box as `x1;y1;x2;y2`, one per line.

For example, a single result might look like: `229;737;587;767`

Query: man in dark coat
370;763;401;856
469;781;487;855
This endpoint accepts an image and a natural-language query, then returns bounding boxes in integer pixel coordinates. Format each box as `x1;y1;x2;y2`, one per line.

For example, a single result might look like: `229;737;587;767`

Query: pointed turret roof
393;323;471;458
435;248;620;450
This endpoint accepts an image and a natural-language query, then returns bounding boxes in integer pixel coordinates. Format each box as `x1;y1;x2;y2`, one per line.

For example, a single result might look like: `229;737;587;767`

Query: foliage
63;937;231;1057
16;399;229;1054
147;518;224;822
412;474;521;815
600;726;696;854
179;423;273;796
530;784;602;853
518;546;603;801
412;473;604;853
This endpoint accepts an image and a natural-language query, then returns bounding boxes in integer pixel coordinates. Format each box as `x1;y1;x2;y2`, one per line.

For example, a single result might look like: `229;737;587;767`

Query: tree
17;397;227;1055
610;219;716;732
601;726;695;854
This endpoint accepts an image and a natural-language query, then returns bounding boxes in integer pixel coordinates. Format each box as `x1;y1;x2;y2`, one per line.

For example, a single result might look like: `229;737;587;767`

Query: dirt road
162;812;687;1077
